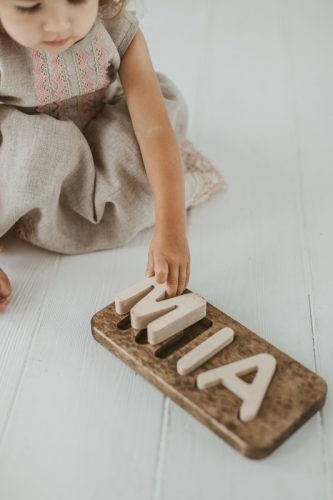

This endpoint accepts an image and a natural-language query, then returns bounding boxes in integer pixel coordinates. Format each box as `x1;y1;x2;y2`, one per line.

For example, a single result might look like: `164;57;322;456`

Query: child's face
0;0;100;53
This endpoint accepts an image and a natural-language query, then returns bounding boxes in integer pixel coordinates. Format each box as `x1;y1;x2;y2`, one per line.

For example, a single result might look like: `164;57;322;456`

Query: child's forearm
138;127;187;233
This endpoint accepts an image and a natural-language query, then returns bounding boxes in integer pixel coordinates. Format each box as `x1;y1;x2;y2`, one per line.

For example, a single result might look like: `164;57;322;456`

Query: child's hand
0;268;12;312
145;228;190;298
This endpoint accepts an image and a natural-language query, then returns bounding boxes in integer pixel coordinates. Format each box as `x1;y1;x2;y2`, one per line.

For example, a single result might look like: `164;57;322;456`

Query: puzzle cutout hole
116;314;132;331
134;329;148;344
117;312;214;360
155;317;213;359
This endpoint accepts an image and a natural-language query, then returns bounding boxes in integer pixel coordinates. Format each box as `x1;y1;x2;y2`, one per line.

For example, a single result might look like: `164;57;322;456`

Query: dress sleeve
105;9;139;58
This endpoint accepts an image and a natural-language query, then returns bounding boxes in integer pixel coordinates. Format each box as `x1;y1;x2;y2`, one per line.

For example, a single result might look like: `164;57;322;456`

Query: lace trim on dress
49;53;72;119
31;49;54;115
31;29;112;122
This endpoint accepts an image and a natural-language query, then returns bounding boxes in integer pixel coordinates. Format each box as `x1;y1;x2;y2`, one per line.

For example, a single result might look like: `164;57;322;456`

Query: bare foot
0;268;12;311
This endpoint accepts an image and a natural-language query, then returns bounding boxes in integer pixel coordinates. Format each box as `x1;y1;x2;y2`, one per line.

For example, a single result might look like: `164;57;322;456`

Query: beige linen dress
0;10;226;254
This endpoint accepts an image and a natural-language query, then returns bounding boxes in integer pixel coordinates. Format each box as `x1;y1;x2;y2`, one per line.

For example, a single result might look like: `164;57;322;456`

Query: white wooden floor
1;0;332;498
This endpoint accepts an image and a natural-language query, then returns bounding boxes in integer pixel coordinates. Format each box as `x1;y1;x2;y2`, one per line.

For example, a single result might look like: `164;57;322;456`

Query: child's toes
0;269;12;311
0;298;11;312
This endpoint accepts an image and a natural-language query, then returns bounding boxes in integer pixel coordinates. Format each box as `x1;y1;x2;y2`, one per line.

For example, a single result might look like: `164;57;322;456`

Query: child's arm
118;30;190;298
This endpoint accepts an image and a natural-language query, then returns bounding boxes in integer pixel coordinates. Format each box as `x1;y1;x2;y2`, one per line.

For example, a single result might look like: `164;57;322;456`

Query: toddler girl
0;0;225;312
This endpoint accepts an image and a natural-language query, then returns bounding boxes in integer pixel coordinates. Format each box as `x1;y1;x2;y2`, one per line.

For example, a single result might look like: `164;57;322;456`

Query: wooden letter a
196;353;277;422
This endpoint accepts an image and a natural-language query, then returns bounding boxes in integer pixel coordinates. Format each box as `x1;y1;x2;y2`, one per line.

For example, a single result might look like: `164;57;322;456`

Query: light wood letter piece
115;276;207;345
92;288;327;458
177;327;235;375
197;353;277;422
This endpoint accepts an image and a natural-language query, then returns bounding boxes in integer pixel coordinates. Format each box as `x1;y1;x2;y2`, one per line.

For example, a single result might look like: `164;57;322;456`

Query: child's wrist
154;218;187;236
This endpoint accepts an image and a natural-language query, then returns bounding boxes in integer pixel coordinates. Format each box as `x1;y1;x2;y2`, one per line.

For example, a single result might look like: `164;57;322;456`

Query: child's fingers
145;250;154;277
185;261;190;290
154;258;168;285
177;264;187;296
166;264;179;298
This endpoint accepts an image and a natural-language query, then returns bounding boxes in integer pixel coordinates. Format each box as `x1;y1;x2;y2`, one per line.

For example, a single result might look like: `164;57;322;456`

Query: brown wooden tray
91;290;327;459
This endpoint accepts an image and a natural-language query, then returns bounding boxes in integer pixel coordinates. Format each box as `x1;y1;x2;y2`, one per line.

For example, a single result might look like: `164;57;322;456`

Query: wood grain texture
91;291;327;459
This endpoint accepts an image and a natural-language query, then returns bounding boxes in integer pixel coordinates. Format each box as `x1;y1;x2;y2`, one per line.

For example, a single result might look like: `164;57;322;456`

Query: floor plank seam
282;23;331;491
318;409;333;500
281;17;331;486
308;294;320;373
308;294;332;499
151;397;170;500
308;296;332;500
0;256;60;453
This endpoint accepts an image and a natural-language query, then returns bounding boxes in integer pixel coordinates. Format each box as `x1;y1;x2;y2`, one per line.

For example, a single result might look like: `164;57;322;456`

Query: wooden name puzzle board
91;277;327;459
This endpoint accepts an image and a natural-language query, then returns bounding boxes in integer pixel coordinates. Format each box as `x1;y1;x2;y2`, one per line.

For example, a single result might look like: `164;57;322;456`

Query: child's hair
0;0;129;36
98;0;129;23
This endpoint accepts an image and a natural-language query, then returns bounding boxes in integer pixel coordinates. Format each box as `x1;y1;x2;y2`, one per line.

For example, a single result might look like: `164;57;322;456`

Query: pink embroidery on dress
32;49;70;119
73;29;112;122
49;54;71;119
31;49;52;114
92;29;111;104
31;28;112;123
75;49;95;93
74;47;96;121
